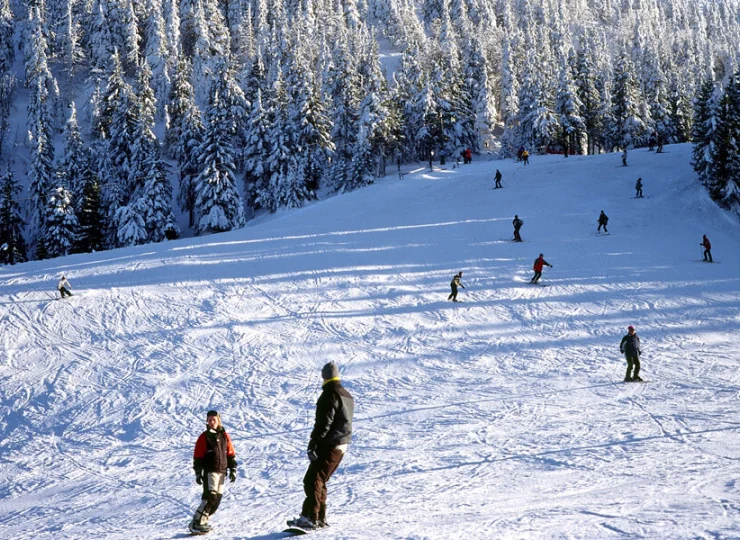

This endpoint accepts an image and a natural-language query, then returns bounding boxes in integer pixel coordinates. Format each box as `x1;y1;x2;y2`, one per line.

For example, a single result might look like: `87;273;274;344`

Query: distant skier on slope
622;149;628;166
635;177;643;198
288;362;354;531
58;275;73;298
700;234;712;262
448;271;465;302
597;210;609;233
494;169;503;189
189;410;237;534
530;254;552;284
619;326;643;382
512;215;524;242
521;149;530;165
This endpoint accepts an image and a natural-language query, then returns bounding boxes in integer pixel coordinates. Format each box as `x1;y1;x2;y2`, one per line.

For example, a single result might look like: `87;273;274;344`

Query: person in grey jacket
58;275;73;298
620;325;642;381
290;362;354;530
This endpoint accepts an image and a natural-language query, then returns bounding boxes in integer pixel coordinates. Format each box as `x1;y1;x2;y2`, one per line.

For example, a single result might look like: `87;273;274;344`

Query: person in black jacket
512;215;524;242
597;210;609;233
448;271;465;302
494;169;502;189
290;362;354;530
189;410;237;534
619;325;642;382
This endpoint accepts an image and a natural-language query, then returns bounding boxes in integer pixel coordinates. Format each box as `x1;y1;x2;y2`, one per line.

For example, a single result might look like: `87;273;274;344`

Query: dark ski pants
513;229;522;242
448;285;459;301
636;189;642;197
301;447;344;523
625;355;641;380
598;223;608;233
193;472;225;526
59;287;72;298
531;271;542;283
703;249;712;262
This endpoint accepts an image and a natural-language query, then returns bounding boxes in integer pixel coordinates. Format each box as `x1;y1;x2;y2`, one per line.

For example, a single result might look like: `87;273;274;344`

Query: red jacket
702;237;711;250
193;429;236;473
533;256;550;272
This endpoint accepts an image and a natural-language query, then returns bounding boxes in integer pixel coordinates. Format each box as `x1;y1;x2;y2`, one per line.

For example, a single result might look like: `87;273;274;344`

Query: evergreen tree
175;87;204;228
691;79;718;186
56;102;88;210
0;167;27;265
0;0;13;158
76;170;106;253
707;72;740;213
192;71;246;234
42;186;80;259
607;52;647;151
27;78;56;240
243;88;271;209
555;57;585;155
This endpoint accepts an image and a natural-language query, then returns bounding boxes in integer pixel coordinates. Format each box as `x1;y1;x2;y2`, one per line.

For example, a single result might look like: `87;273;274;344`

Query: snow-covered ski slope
1;144;739;539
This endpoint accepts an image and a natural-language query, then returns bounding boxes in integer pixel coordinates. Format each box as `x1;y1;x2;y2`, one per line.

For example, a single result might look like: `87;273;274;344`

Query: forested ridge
0;0;739;264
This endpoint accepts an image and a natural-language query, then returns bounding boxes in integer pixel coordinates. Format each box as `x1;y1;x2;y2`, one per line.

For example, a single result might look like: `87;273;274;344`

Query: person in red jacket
189;410;237;534
700;234;712;262
531;254;552;284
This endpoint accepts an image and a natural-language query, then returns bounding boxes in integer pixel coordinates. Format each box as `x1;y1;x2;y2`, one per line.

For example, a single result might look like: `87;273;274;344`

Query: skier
619;325;643;382
58;275;73;298
622;149;628;166
512;215;524;242
448;271;465;302
289;362;354;531
635;177;643;198
597;210;609;233
700;234;712;263
530;254;552;284
463;148;472;164
494;169;502;189
521;149;530;165
516;146;525;161
189;410;237;534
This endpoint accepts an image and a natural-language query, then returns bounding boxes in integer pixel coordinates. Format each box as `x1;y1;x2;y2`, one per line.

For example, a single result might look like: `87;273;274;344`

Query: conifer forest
0;0;739;263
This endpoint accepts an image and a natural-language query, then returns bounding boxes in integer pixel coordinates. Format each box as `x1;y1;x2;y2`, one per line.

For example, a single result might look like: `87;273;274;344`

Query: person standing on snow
494;169;503;189
622;149;628;166
448;271;465;302
521;149;530;165
58;275;73;298
189;410;237;534
700;234;712;263
531;254;552;284
597;210;609;233
512;215;524;242
290;362;354;531
620;325;643;381
635;177;643;198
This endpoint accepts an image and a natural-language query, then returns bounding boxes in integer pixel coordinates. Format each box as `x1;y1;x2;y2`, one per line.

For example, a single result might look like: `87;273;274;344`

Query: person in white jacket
58;275;73;298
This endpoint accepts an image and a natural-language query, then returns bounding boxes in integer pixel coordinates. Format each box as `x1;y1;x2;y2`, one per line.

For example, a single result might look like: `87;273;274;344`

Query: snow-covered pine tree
174;76;204;227
0;167;27;265
691;78;718;186
243;87;271;210
88;0;115;74
574;32;605;155
42;186;80;258
57;102;88;211
56;0;84;78
76;169;106;253
108;0;139;74
707;72;740;213
555;53;585;156
192;65;246;234
27;78;56;241
0;0;13;157
607;51;647;152
644;57;674;148
143;0;170;119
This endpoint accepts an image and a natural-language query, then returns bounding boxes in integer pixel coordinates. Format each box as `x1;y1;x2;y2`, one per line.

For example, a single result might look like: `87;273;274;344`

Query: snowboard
592;232;610;236
283;526;313;535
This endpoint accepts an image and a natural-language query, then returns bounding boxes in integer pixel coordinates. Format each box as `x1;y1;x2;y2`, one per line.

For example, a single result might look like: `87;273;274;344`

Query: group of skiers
189;362;354;534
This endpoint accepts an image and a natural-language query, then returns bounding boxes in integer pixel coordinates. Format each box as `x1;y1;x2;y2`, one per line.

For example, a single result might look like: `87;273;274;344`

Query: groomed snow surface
1;144;739;539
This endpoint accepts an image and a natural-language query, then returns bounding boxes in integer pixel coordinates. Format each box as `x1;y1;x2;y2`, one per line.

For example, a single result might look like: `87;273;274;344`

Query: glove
229;469;237;483
307;442;319;462
195;470;203;485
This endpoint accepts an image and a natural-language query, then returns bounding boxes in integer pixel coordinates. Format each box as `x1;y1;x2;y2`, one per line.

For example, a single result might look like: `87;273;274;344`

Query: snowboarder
448;271;465;302
700;234;712;262
58;275;73;298
189;410;237;534
289;362;354;531
512;215;524;242
530;254;552;284
619;325;642;382
597;210;609;233
635;177;643;198
521;149;530;165
494;169;502;189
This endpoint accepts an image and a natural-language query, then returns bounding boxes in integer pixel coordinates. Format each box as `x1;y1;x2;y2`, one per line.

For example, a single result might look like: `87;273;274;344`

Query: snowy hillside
1;144;739;539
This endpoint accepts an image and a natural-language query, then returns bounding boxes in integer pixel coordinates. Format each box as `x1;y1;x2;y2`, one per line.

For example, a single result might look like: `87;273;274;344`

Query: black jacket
310;380;354;453
620;334;641;357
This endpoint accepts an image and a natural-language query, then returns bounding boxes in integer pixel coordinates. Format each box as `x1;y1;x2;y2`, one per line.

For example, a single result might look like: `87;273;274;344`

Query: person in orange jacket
189;410;237;534
531;254;552;284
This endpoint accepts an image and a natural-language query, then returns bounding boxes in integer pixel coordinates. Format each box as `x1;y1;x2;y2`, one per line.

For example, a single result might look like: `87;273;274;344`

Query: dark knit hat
321;362;339;380
207;410;219;417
